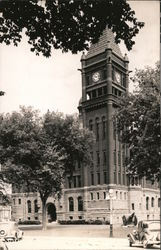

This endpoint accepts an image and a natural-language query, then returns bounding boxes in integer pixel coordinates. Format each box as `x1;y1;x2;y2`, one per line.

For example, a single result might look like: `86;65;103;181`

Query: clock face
115;72;121;84
92;72;100;82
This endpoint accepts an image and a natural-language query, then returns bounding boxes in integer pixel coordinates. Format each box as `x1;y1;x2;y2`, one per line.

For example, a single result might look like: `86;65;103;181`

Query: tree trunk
42;200;47;230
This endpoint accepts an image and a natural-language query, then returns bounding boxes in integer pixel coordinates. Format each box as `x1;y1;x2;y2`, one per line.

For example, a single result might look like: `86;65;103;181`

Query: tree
43;111;94;173
114;62;160;182
0;91;5;96
0;0;144;57
0;107;93;229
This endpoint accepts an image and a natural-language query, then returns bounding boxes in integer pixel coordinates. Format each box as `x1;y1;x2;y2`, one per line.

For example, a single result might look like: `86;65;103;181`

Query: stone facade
11;28;160;224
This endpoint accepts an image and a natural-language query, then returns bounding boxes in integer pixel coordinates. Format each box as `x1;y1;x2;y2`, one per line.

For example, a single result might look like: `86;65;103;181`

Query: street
3;223;160;250
5;236;160;250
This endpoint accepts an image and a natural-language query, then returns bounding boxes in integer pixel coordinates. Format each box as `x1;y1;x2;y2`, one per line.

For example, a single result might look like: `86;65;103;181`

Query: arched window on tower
151;197;154;207
102;116;106;139
27;200;32;213
95;118;99;141
146;197;149;210
78;196;83;211
69;197;74;212
34;199;39;213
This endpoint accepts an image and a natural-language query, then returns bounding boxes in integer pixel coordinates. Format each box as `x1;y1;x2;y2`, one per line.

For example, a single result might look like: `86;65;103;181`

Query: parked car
127;220;160;248
0;221;24;242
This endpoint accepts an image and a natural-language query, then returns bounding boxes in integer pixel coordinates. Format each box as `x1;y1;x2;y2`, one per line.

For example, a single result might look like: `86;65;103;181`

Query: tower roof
86;28;123;59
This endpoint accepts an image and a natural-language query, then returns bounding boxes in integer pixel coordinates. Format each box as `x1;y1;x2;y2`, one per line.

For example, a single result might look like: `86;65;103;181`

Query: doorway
47;203;57;222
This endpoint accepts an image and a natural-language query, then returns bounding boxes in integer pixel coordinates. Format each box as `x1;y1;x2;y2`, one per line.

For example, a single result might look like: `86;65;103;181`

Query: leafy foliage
114;62;160;181
0;91;5;96
0;0;144;57
0;107;93;228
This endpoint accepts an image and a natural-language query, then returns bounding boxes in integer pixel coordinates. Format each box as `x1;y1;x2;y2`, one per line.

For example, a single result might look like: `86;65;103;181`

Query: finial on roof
81;51;86;60
124;53;129;62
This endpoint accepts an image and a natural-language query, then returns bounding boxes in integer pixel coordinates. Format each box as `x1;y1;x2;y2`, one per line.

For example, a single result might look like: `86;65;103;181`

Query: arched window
69;197;74;212
146;197;149;210
89;120;93;131
151;197;154;207
27;200;32;213
95;118;99;141
158;198;160;207
102;117;106;139
78;196;83;211
34;200;38;213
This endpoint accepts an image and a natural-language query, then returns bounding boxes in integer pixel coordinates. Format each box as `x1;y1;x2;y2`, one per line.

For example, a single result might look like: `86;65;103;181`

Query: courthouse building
11;28;160;224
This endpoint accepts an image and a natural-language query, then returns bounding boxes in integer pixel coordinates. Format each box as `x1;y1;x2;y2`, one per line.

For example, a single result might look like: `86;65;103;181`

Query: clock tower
79;28;129;187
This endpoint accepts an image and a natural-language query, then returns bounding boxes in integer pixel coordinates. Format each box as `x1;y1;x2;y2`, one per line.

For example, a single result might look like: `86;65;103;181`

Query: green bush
18;220;41;225
58;219;109;225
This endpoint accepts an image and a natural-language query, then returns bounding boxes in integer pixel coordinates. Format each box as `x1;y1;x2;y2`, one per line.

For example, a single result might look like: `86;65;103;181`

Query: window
18;199;21;205
73;176;76;188
96;118;99;141
98;88;103;96
118;151;121;166
123;75;126;88
69;197;74;211
103;192;106;199
102;117;106;139
124;192;126;200
120;192;122;200
96;151;100;166
34;200;39;213
35;217;38;220
78;196;83;211
146;197;149;210
77;175;81;187
27;200;31;213
90;152;94;168
103;172;107;184
91;193;93;200
122;173;125;185
158;198;161;207
118;172;121;184
122;146;126;166
97;192;99;200
113;150;116;165
91;173;94;185
92;90;96;98
103;151;106;165
89;120;93;131
103;69;107;79
116;191;118;199
13;198;15;205
97;173;100;185
151;197;154;207
103;86;107;95
132;203;135;210
114;171;117;184
68;177;72;188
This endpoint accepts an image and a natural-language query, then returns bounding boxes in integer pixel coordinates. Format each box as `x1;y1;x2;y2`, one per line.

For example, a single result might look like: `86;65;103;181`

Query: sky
0;1;160;115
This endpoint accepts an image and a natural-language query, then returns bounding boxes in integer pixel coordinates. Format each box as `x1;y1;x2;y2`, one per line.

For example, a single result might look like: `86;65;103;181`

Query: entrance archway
47;203;57;222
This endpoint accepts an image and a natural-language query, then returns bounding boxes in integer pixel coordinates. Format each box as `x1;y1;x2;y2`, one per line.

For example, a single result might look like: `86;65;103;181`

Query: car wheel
0;230;5;237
